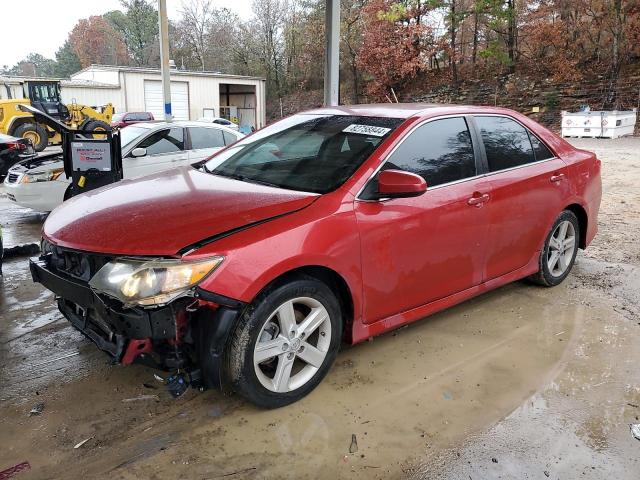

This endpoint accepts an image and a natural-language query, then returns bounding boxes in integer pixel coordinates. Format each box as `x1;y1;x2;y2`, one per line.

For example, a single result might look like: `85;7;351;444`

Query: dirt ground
0;137;639;479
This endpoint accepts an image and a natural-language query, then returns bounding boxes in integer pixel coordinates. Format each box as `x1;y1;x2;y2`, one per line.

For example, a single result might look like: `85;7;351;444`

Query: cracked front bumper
30;256;183;367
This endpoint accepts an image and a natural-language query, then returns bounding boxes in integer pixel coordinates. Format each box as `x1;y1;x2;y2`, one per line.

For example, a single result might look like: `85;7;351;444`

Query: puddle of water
2;281;585;479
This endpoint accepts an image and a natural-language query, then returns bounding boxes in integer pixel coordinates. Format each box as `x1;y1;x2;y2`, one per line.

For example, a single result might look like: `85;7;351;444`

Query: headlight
20;168;64;183
89;256;224;307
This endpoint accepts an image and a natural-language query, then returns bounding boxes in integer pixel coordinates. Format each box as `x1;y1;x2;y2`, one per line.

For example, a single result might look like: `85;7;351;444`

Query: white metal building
67;65;266;129
1;65;266;130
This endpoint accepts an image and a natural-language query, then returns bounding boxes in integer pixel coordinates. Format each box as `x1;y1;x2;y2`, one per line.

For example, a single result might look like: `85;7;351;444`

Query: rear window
189;127;225;149
529;132;554;161
205;114;403;194
475;116;535;172
223;131;239;145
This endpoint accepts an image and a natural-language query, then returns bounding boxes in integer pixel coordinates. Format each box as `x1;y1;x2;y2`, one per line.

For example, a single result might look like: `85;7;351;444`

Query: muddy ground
0;137;639;479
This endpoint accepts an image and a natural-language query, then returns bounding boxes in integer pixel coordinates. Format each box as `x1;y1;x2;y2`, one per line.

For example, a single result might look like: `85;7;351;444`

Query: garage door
144;81;189;120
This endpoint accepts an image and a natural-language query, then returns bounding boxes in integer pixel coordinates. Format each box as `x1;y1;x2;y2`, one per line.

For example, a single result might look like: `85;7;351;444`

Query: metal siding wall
65;69;265;126
186;76;219;120
60;87;124;113
71;69;119;84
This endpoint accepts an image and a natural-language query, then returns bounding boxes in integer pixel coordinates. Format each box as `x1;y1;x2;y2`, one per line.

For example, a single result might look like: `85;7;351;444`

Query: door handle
467;193;490;206
550;173;565;183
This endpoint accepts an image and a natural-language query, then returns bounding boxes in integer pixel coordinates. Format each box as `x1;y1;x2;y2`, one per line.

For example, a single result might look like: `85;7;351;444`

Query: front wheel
227;276;342;408
529;210;580;287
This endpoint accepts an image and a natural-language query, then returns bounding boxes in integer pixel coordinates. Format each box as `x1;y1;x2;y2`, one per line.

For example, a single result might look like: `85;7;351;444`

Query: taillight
7;142;27;151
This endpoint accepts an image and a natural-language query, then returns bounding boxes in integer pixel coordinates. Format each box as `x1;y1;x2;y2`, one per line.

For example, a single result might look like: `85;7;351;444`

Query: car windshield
119;125;152;147
112;113;125;122
203;114;403;194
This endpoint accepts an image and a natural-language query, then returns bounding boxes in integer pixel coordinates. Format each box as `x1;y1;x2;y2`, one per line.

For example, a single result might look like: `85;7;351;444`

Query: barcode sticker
343;124;391;137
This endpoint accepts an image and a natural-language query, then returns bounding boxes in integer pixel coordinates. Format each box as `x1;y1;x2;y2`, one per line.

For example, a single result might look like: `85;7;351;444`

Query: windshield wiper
215;172;281;189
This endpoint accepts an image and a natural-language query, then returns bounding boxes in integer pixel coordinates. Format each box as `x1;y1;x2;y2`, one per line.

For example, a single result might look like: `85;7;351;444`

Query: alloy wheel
253;297;332;393
547;220;576;277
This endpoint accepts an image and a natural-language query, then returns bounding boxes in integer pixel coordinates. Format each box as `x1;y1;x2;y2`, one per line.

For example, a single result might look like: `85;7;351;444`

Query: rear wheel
227;276;342;408
13;123;48;151
529;210;580;287
82;120;110;140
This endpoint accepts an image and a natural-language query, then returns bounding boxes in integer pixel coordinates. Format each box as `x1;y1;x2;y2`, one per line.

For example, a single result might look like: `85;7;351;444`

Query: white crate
561;109;637;138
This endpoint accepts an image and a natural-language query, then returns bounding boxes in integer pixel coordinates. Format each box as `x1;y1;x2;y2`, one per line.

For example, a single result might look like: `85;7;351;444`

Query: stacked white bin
561;109;637;138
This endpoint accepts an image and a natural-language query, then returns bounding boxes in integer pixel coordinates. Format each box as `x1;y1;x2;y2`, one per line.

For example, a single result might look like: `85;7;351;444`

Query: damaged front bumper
30;254;244;389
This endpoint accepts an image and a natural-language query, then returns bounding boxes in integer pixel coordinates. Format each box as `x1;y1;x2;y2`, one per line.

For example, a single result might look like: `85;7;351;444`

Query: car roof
301;103;516;119
127;120;237;130
121;120;243;138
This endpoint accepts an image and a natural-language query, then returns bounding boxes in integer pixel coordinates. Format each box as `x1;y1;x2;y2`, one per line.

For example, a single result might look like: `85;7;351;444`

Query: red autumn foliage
69;16;130;68
357;0;428;99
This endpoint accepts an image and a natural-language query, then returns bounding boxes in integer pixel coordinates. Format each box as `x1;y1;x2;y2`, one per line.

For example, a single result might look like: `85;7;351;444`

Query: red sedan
31;104;601;407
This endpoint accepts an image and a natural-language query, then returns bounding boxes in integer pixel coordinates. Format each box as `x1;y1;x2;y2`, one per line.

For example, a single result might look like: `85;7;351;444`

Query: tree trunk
506;0;516;74
472;10;479;65
450;0;458;85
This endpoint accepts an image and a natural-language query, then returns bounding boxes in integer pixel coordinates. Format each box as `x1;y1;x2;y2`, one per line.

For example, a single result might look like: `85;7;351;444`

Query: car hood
13;152;63;173
44;166;319;256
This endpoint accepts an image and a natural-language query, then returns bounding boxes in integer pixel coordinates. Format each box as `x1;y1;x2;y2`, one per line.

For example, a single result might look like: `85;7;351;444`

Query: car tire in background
529;210;580;287
227;275;343;408
13;123;48;152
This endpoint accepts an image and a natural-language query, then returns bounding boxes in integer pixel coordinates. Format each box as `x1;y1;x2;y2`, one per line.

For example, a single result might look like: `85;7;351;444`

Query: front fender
190;194;363;325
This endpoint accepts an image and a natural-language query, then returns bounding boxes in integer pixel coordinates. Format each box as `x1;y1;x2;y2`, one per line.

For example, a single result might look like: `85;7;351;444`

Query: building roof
0;76;119;88
0;75;65;84
72;64;266;82
61;79;120;89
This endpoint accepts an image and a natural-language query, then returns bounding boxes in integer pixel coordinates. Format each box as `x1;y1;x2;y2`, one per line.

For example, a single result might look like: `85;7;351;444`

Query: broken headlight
89;257;224;307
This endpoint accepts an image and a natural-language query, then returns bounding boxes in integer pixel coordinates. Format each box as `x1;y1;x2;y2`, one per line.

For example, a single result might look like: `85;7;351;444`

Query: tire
13;123;48;151
82;120;111;139
529;210;580;287
227;275;343;408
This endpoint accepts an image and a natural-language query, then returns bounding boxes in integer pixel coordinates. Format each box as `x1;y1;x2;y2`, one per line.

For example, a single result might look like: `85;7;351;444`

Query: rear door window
136;127;184;155
475;116;535;171
223;131;239;145
382;116;476;187
528;132;554;161
188;127;225;149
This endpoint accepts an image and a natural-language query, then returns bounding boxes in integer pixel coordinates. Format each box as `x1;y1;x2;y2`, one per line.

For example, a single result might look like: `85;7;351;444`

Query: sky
0;0;253;68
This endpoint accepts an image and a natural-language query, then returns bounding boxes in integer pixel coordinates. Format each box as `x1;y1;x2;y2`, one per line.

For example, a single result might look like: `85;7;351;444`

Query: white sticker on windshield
343;124;391;137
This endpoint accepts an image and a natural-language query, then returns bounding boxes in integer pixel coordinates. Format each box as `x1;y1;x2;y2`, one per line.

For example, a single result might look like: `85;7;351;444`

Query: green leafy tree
1;53;57;77
105;0;159;66
54;40;82;77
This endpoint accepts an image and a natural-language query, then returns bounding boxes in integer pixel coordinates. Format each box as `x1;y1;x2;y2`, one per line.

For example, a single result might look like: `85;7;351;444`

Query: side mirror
131;147;147;158
377;169;427;198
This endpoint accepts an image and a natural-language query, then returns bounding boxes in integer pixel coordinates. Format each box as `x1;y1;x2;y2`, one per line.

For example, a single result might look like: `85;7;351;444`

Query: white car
4;121;244;213
196;116;239;130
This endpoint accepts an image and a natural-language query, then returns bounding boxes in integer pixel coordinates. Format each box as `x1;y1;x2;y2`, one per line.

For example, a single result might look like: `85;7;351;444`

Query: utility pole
158;0;172;121
324;0;340;106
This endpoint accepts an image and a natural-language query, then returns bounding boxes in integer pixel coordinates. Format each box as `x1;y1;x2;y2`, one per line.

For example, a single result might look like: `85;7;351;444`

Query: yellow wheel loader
0;79;113;151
